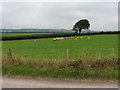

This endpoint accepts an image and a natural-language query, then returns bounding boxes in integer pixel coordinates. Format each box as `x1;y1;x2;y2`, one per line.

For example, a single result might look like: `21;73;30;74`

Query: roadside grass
2;64;118;79
2;55;118;69
2;56;119;80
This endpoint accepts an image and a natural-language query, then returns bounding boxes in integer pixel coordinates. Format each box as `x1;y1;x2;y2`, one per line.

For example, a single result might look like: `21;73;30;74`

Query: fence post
66;48;69;65
7;49;14;64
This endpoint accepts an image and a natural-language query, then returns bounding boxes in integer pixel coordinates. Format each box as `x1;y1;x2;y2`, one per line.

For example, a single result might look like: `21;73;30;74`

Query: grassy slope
2;34;118;61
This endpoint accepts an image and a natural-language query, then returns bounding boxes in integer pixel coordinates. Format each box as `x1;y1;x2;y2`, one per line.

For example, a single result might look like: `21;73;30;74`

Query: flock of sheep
52;36;91;41
33;36;91;42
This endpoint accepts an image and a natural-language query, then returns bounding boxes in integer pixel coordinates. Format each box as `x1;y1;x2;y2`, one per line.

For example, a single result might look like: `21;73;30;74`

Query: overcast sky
2;2;118;31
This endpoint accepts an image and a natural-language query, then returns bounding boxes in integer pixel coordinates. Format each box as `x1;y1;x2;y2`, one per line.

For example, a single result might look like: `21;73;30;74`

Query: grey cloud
2;2;118;31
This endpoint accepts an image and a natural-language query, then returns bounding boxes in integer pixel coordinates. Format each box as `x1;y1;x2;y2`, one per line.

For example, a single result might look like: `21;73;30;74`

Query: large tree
72;19;90;33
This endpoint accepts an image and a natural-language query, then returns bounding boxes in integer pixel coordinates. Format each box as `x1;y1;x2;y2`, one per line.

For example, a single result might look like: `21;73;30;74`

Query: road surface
2;76;118;88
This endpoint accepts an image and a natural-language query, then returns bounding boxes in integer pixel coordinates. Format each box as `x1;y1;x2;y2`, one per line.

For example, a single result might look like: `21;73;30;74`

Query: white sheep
80;37;83;39
60;37;64;40
53;37;64;41
53;38;57;41
88;37;90;39
75;38;78;40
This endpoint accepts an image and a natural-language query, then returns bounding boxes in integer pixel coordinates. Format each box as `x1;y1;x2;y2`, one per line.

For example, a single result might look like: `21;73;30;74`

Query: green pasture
2;33;53;37
2;34;118;61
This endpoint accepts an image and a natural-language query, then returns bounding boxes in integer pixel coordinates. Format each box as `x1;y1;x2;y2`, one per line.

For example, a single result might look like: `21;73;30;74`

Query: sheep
53;38;57;41
88;37;90;39
75;38;78;40
56;38;61;40
80;37;83;39
76;37;79;39
60;37;64;40
53;37;64;41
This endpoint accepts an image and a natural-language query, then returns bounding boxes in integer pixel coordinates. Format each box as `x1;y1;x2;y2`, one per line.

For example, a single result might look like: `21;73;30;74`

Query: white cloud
2;2;118;31
111;16;118;22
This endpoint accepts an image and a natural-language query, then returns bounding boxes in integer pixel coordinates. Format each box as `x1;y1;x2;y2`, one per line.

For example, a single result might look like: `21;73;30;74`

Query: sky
1;2;118;31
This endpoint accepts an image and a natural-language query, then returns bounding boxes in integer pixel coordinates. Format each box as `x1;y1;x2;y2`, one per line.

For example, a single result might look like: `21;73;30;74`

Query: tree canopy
73;19;90;30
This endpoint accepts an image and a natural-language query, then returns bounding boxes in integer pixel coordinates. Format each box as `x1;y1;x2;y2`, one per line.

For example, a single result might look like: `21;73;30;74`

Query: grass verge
2;65;118;80
2;56;119;80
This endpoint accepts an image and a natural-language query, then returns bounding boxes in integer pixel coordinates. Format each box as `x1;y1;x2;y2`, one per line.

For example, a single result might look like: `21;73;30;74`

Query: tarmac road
2;76;118;88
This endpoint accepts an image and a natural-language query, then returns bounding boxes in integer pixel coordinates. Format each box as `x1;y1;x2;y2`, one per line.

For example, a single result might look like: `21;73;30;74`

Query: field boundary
1;31;120;41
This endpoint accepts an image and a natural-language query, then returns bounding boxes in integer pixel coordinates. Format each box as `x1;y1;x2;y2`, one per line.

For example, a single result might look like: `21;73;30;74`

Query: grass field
2;34;119;79
2;34;118;61
2;33;53;37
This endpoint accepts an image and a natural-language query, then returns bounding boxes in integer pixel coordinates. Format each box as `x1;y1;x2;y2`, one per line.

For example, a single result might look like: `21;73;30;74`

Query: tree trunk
75;30;78;34
79;29;82;33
